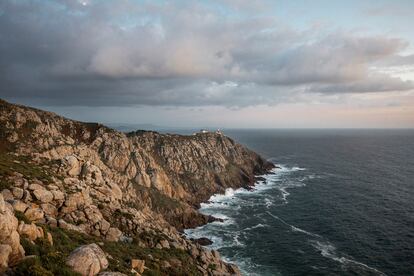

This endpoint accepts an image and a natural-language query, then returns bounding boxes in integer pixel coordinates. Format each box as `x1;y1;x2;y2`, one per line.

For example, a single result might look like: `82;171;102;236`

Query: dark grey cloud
0;0;413;107
309;74;414;93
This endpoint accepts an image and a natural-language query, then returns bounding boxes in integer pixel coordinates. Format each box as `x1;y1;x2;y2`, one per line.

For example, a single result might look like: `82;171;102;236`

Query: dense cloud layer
0;0;413;107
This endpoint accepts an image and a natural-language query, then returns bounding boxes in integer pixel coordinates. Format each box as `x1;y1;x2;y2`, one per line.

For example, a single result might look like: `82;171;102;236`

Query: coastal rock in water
66;243;108;276
193;237;213;246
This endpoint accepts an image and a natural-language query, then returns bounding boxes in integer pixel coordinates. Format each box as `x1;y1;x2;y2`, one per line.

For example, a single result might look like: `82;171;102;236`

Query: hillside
0;99;273;275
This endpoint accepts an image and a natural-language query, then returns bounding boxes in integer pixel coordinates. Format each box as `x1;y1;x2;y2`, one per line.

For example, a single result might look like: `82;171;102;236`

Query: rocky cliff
0;99;273;276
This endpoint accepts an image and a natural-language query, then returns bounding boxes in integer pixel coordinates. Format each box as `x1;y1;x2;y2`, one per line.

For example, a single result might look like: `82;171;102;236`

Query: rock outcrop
0;194;25;271
0;98;274;275
66;243;109;276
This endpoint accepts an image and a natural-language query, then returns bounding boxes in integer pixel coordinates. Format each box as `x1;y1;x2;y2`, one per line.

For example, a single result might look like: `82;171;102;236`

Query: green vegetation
103;240;200;276
16;228;84;276
14;257;54;276
19;121;39;141
14;210;31;224
14;225;200;276
0;153;54;187
135;230;170;246
0;154;52;183
132;185;182;213
16;226;98;275
208;263;217;270
0;119;39;153
148;187;181;211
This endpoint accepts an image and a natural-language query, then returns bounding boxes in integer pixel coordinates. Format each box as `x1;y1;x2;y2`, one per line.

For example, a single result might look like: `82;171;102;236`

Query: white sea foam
291;225;321;238
252;223;267;229
186;162;386;276
299;174;321;181
243;223;269;231
195;164;309;226
233;233;245;247
214;217;234;226
266;211;321;238
211;213;229;220
264;198;273;208
221;256;264;276
186;163;309;275
311;240;386;275
200;165;307;208
279;187;290;201
259;214;387;276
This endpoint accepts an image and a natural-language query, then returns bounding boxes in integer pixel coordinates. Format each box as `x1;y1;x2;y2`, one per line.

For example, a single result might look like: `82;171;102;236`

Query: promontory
0;99;273;275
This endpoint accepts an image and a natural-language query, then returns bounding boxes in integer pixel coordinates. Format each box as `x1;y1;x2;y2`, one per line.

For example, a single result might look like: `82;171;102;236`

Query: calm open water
185;129;414;276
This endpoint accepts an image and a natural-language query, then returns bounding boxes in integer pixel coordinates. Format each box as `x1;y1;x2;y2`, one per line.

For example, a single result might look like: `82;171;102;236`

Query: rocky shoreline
0;98;273;275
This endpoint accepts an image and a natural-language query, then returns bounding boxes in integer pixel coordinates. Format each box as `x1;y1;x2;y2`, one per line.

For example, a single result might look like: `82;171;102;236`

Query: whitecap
211;213;230;220
311;240;337;259
243;223;269;231
264;198;274;208
233;233;245;247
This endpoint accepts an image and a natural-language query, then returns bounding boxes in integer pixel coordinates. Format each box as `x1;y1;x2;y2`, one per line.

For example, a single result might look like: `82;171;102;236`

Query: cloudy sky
1;0;414;128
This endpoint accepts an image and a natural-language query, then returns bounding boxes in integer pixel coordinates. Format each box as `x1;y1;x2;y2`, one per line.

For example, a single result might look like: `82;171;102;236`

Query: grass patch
15;226;97;276
14;210;31;224
134;185;181;212
148;187;181;211
103;240;201;276
17;236;81;276
208;263;217;270
135;230;169;246
131;185;193;230
0;153;54;185
14;256;54;276
15;225;201;276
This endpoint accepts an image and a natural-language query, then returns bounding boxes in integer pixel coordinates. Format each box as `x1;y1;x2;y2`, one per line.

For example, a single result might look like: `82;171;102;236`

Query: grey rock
24;207;44;222
66;243;108;276
1;190;13;201
33;189;54;203
105;227;122;242
11;188;24;200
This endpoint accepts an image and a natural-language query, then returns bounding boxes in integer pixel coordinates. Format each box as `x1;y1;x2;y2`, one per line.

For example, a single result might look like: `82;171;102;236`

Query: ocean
183;129;414;276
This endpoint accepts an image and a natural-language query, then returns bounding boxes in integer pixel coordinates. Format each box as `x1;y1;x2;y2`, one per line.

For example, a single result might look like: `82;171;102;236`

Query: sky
1;0;414;128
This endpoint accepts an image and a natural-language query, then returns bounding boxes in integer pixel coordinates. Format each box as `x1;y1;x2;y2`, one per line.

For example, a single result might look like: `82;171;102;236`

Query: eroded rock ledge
0;99;273;275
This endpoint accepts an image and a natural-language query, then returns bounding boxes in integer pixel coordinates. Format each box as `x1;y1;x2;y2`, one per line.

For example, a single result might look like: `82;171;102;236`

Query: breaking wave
185;164;309;274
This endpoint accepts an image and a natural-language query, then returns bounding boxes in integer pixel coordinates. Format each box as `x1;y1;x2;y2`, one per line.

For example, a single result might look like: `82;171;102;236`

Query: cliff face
0;99;273;275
